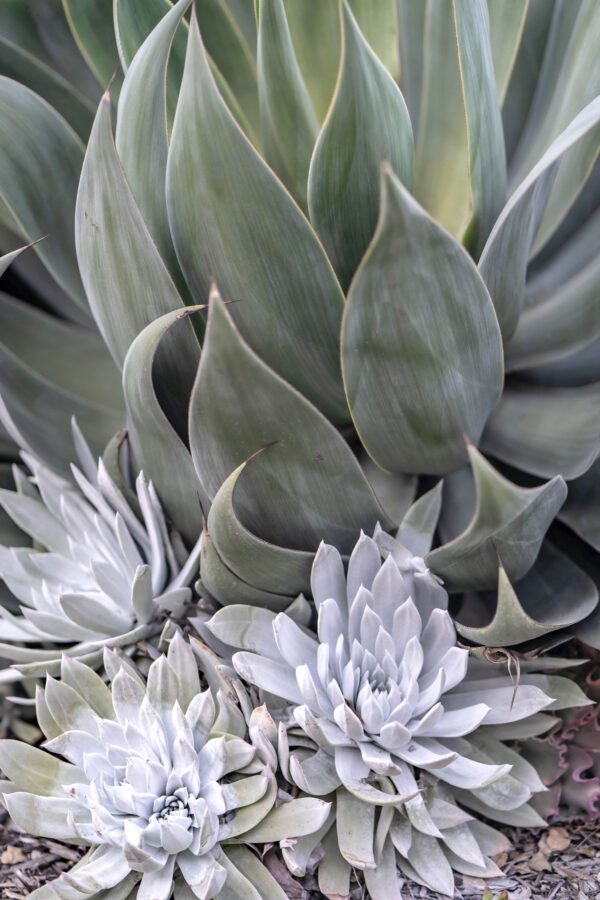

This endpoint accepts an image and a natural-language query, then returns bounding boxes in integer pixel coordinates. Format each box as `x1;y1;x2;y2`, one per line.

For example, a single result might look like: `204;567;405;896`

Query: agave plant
0;633;330;899
207;532;590;898
0;424;202;681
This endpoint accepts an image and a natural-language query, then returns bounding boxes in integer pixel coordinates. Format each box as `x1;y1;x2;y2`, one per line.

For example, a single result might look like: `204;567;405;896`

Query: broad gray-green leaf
0;77;86;309
257;0;318;210
283;0;340;123
479;95;600;339
62;0;122;94
0;294;124;475
480;382;600;480
76;92;196;385
509;0;600;251
487;0;529;104
396;482;442;557
114;0;171;68
166;11;347;421
349;0;398;79
426;444;567;591
115;0;191;294
123;309;206;547
208;460;314;596
0;243;30;278
456;543;598;646
453;0;507;255
414;0;469;237
342;167;503;475
396;0;425;134
189;296;390;553
0;35;94;140
195;0;259;133
308;0;413;291
223;845;288;900
505;252;600;371
558;458;600;551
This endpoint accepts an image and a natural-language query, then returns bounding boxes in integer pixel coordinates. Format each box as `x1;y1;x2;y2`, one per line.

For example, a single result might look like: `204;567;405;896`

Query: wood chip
1;847;25;865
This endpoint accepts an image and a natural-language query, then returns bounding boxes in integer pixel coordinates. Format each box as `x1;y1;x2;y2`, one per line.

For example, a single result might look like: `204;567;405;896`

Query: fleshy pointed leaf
166;9;347;421
342;168;503;475
308;0;413;290
487;0;529;105
62;0;122;94
396;482;442;557
426;444;567;590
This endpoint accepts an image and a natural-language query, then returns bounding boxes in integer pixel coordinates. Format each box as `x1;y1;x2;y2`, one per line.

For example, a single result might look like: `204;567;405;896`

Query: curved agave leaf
115;0;191;294
0;34;94;140
308;0;412;292
0;243;32;279
453;0;507;255
62;0;122;95
208;460;314;596
200;530;294;612
0;76;87;311
479;95;600;339
455;544;598;646
557;458;600;551
487;0;529;105
480;382;600;480
114;0;171;69
342;167;503;475
426;444;566;591
282;0;340;123
396;0;425;133
122;309;206;547
189;296;391;552
257;0;318;210
76;91;196;383
396;483;443;558
166;9;347;421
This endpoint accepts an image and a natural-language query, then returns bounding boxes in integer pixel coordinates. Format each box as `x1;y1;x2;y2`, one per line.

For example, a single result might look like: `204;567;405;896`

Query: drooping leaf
76;91;196;385
115;0;191;294
257;0;318;210
426;444;566;591
189;296;390;553
479;95;600;338
208;460;314;596
166;10;347;421
342;167;503;475
308;0;413;291
0;76;87;310
453;0;507;255
62;0;122;95
480;382;600;480
487;0;529;105
122;309;206;547
558;458;600;551
455;543;598;646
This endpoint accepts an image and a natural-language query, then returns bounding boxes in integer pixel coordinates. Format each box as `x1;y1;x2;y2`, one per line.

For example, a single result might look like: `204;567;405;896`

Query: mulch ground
1;807;598;899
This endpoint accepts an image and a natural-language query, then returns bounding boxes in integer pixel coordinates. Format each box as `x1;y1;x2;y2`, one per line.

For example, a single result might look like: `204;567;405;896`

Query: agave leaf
0;243;30;278
257;0;318;211
122;309;206;546
455;543;598;646
114;0;171;68
396;482;442;557
308;0;413;292
282;0;339;122
414;0;469;237
62;0;122;95
558;458;600;551
115;0;191;295
479;95;600;339
426;444;566;590
0;77;87;310
223;845;288;900
189;296;390;552
487;0;529;105
505;252;600;371
453;0;507;255
167;10;347;420
509;0;600;252
480;382;600;480
342;167;503;475
0;35;94;140
201;530;294;612
208;461;314;596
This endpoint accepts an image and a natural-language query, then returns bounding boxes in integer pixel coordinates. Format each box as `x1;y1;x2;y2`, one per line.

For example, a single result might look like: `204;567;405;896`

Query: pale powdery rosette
0;633;330;900
208;532;589;898
0;442;202;680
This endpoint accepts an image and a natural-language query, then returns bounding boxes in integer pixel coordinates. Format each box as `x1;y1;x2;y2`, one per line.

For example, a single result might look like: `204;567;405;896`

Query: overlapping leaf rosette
0;633;330;899
0;427;202;681
208;533;589;898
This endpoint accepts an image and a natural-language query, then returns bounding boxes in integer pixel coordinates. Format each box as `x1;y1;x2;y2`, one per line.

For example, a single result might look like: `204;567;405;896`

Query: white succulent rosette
0;440;202;680
208;532;590;898
0;633;330;900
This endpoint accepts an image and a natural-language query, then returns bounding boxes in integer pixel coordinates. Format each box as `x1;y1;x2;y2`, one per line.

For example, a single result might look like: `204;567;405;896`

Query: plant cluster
0;1;599;898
